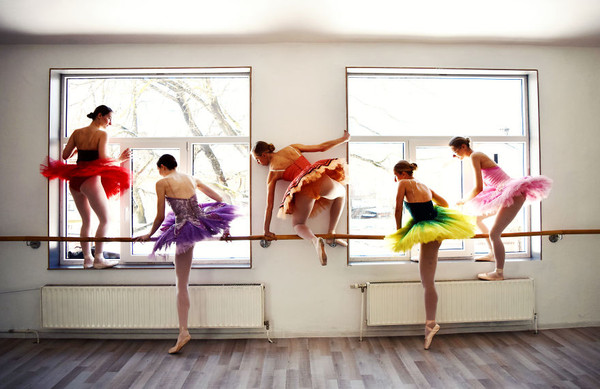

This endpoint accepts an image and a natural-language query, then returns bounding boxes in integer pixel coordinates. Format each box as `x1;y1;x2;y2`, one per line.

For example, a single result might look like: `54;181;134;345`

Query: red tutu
40;158;131;198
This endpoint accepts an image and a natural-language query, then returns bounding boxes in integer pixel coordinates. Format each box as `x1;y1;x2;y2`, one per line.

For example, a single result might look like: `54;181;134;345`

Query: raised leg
320;176;348;247
292;193;327;265
475;214;495;261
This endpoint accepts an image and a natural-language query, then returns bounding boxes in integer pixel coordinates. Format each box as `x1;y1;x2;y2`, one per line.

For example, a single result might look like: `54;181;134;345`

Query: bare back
401;179;433;203
72;127;106;150
269;146;303;171
160;172;197;199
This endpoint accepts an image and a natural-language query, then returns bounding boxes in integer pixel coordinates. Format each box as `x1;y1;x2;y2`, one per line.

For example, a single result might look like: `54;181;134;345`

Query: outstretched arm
195;178;223;203
459;153;484;204
431;189;449;208
262;172;279;238
291;130;350;153
62;131;78;160
137;181;167;241
394;181;407;230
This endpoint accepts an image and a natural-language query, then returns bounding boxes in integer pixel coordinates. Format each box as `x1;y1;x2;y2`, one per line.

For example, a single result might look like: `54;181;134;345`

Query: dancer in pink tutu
41;105;131;269
137;154;237;354
449;136;552;280
253;131;350;266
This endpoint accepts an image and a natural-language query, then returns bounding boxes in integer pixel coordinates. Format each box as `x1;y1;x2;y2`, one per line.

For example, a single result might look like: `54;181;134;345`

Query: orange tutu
40;157;131;198
278;158;347;218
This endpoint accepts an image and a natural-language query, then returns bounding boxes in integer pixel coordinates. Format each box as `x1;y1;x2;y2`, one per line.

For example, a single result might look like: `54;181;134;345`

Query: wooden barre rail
0;229;598;243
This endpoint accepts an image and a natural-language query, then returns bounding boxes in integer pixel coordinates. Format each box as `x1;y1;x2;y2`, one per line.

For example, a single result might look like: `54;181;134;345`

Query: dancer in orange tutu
41;105;131;269
253;131;350;265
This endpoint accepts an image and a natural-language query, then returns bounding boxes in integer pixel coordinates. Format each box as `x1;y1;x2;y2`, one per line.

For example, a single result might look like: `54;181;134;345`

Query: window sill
49;263;252;270
348;254;541;266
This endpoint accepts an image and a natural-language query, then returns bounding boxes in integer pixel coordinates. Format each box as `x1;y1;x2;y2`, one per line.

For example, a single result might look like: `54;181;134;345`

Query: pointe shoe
424;324;440;350
477;271;504;281
317;238;327;266
93;259;117;269
168;333;191;354
474;253;495;262
326;238;348;248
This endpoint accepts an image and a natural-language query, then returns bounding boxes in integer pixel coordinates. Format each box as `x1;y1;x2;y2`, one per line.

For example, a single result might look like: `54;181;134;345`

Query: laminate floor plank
0;328;598;389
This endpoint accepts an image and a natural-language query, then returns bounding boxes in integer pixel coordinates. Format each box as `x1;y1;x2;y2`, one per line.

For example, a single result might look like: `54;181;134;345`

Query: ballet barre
0;229;599;249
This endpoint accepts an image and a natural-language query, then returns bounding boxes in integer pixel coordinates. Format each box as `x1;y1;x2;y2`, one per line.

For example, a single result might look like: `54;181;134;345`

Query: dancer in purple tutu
137;154;237;353
449;137;552;281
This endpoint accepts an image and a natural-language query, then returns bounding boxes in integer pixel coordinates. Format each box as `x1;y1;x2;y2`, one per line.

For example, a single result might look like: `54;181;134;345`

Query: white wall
0;42;599;337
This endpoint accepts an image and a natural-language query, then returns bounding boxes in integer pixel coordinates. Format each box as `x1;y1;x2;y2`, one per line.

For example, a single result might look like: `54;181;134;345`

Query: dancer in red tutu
136;154;237;354
41;105;131;269
253;131;350;265
449;136;552;280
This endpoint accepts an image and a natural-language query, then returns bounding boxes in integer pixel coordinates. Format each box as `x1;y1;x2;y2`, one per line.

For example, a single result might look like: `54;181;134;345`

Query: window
48;68;251;268
346;67;541;263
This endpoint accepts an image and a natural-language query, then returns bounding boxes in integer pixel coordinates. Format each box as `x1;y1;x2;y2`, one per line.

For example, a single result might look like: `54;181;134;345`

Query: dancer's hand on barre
220;229;232;242
263;231;277;241
135;234;152;242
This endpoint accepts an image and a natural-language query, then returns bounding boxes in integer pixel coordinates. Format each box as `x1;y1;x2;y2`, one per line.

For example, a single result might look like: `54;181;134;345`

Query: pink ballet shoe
326;238;348;248
92;259;117;269
424;324;440;350
168;333;191;354
317;238;327;266
477;271;504;281
474;253;494;262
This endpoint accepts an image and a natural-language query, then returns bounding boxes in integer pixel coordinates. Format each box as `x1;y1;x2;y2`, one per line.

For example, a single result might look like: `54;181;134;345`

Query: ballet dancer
385;161;475;349
449;136;552;281
136;154;237;354
253;130;350;265
41;105;131;269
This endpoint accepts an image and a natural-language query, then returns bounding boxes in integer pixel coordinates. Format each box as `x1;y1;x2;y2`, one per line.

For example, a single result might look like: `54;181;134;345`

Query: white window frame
346;67;542;264
48;67;252;268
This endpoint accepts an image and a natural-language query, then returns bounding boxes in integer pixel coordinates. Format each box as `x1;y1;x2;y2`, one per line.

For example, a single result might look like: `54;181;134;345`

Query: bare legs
291;176;346;265
479;194;526;281
475;215;494;261
70;176;113;269
169;246;194;354
419;240;441;349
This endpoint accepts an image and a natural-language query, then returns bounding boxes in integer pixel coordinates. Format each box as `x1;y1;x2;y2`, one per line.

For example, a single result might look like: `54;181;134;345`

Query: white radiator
366;278;534;326
41;284;265;329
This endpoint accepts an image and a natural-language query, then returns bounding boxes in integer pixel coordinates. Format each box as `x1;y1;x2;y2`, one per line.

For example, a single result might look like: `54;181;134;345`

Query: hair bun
86;112;95;119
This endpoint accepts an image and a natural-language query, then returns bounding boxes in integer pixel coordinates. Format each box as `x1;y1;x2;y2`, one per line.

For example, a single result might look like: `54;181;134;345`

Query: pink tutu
467;166;552;216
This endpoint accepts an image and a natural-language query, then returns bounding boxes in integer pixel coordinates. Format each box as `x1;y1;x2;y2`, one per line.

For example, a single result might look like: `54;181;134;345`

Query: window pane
131;148;180;257
192;143;250;260
349;143;405;259
472;142;527;255
415;146;465;251
65;76;249;138
348;76;525;137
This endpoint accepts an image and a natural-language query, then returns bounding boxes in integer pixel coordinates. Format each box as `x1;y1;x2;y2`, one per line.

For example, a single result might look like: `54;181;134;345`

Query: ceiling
1;0;600;46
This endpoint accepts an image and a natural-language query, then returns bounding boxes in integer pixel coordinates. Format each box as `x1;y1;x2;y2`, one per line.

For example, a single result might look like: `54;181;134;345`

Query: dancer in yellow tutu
385;160;475;349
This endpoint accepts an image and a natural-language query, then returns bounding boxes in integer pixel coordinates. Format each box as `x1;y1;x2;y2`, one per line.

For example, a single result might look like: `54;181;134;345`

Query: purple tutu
152;194;238;255
467;166;552;216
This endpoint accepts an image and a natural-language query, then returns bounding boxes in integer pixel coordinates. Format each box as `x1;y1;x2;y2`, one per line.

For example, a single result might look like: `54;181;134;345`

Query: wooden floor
0;328;598;389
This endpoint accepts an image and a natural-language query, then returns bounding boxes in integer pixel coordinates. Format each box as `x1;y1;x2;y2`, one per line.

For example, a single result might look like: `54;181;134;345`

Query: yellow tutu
385;206;475;253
